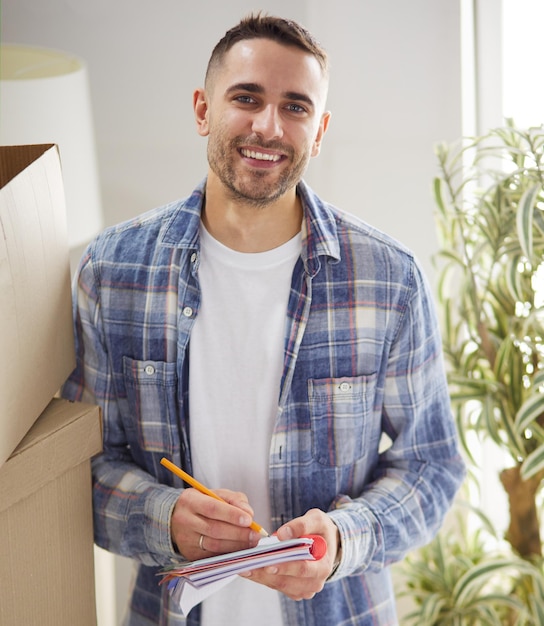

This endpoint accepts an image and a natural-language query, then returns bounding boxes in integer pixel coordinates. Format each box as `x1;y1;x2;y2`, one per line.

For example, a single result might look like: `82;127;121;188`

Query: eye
234;94;257;105
285;103;307;114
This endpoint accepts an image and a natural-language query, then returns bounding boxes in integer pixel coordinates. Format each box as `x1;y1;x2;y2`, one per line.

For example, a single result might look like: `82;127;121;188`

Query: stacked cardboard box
0;398;102;625
0;145;101;624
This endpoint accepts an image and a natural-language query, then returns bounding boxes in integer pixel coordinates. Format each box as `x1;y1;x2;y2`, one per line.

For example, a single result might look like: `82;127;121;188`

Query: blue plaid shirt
62;179;464;625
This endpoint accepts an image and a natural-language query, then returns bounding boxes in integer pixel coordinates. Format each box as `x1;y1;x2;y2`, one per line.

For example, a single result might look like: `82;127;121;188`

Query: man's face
195;38;330;207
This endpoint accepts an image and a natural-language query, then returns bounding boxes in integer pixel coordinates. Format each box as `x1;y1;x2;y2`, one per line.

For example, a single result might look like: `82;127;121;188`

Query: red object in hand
305;534;327;560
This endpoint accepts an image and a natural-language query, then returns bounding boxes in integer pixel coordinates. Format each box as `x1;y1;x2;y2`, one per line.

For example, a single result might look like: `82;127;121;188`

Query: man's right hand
170;488;261;560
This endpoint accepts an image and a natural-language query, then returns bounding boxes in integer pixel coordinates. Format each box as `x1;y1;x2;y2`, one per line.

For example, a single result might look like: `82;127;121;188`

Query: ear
311;111;331;157
193;87;210;137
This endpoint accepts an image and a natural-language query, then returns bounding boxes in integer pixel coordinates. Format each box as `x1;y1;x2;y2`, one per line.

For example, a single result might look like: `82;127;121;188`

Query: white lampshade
0;44;103;247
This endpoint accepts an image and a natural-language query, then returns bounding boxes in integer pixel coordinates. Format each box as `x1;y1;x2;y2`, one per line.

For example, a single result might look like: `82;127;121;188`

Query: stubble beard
207;132;310;209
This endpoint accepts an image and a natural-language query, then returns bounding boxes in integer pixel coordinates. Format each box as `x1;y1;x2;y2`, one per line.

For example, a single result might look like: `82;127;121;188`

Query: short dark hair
205;13;329;88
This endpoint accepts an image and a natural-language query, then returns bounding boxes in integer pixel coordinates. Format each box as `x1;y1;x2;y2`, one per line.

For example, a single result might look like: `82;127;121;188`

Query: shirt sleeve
327;260;465;579
61;249;180;568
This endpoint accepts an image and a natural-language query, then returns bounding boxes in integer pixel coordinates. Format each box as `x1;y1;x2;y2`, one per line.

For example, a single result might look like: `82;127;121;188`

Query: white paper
161;536;319;616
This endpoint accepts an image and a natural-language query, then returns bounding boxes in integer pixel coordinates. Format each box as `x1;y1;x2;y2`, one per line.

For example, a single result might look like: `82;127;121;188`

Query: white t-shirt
188;224;301;625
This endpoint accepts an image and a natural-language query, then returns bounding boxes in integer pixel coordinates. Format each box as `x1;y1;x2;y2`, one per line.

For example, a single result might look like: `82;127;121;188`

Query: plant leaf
530;593;544;624
505;254;524;302
453;557;541;606
520;443;544;480
533;368;544;389
514;392;544;434
517;183;540;260
433;177;447;216
452;558;513;605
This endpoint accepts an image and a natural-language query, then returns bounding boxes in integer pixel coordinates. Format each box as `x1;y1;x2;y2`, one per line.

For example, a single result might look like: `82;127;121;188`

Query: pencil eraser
305;534;327;560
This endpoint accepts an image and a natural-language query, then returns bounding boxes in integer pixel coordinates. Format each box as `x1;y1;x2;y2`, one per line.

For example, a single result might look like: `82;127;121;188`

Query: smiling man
199;34;329;213
62;13;465;626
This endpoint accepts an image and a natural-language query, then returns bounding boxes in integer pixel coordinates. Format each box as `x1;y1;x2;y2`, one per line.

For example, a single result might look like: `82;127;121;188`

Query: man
62;13;465;626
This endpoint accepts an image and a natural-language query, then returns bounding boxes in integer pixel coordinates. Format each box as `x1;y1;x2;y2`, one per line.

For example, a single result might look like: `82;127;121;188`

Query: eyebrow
225;82;315;109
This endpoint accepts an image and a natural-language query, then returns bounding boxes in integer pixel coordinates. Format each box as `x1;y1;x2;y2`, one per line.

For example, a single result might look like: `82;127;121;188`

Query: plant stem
499;465;543;558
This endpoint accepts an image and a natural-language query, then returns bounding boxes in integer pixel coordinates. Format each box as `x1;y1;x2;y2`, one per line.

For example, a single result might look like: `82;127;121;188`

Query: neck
201;176;303;253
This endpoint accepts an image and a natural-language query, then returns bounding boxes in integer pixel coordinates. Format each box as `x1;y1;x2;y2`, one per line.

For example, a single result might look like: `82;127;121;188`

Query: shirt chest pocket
308;374;377;467
123;356;179;454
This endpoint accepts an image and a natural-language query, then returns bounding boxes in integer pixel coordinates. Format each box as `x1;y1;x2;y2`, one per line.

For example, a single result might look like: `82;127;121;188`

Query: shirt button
144;365;155;375
190;252;197;263
339;382;351;392
182;306;193;318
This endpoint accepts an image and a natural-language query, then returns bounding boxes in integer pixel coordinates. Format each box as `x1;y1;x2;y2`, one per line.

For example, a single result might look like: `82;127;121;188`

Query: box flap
0;144;76;467
0;398;102;512
0;143;55;188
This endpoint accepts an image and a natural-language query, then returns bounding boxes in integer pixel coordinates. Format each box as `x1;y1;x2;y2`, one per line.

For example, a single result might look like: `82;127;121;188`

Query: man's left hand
240;508;340;600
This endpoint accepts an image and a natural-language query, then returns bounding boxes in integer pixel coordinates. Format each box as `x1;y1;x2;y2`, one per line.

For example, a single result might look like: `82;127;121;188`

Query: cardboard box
0;397;102;625
0;144;75;467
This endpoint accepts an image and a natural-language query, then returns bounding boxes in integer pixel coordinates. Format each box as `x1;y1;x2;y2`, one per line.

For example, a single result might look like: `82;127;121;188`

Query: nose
251;104;283;141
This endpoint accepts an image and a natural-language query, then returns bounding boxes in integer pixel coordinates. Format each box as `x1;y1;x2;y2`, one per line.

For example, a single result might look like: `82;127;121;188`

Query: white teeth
241;148;281;162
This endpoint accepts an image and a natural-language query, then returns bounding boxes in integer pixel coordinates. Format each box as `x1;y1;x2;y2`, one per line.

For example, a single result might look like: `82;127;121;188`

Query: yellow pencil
160;457;269;537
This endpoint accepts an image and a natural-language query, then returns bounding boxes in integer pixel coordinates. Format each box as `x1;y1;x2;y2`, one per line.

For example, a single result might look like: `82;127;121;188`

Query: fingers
241;559;325;600
214;488;255;519
171;488;260;560
196;489;254;530
277;509;339;567
275;508;329;542
239;508;341;601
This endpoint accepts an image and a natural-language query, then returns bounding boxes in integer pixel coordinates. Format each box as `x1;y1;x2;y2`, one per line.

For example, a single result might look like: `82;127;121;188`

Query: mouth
239;147;284;163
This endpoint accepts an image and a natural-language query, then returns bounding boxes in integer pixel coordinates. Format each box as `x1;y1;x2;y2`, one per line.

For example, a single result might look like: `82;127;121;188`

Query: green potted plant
399;499;544;624
399;120;544;624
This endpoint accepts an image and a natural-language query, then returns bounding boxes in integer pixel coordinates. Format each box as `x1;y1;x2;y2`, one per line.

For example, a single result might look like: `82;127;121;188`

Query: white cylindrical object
0;44;103;247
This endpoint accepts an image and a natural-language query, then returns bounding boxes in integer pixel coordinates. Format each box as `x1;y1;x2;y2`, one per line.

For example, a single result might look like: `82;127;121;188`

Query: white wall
2;1;462;623
2;0;461;277
305;0;462;280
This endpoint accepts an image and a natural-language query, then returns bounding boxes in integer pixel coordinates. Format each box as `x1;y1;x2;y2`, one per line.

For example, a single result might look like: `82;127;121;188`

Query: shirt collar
296;179;341;276
160;178;341;272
